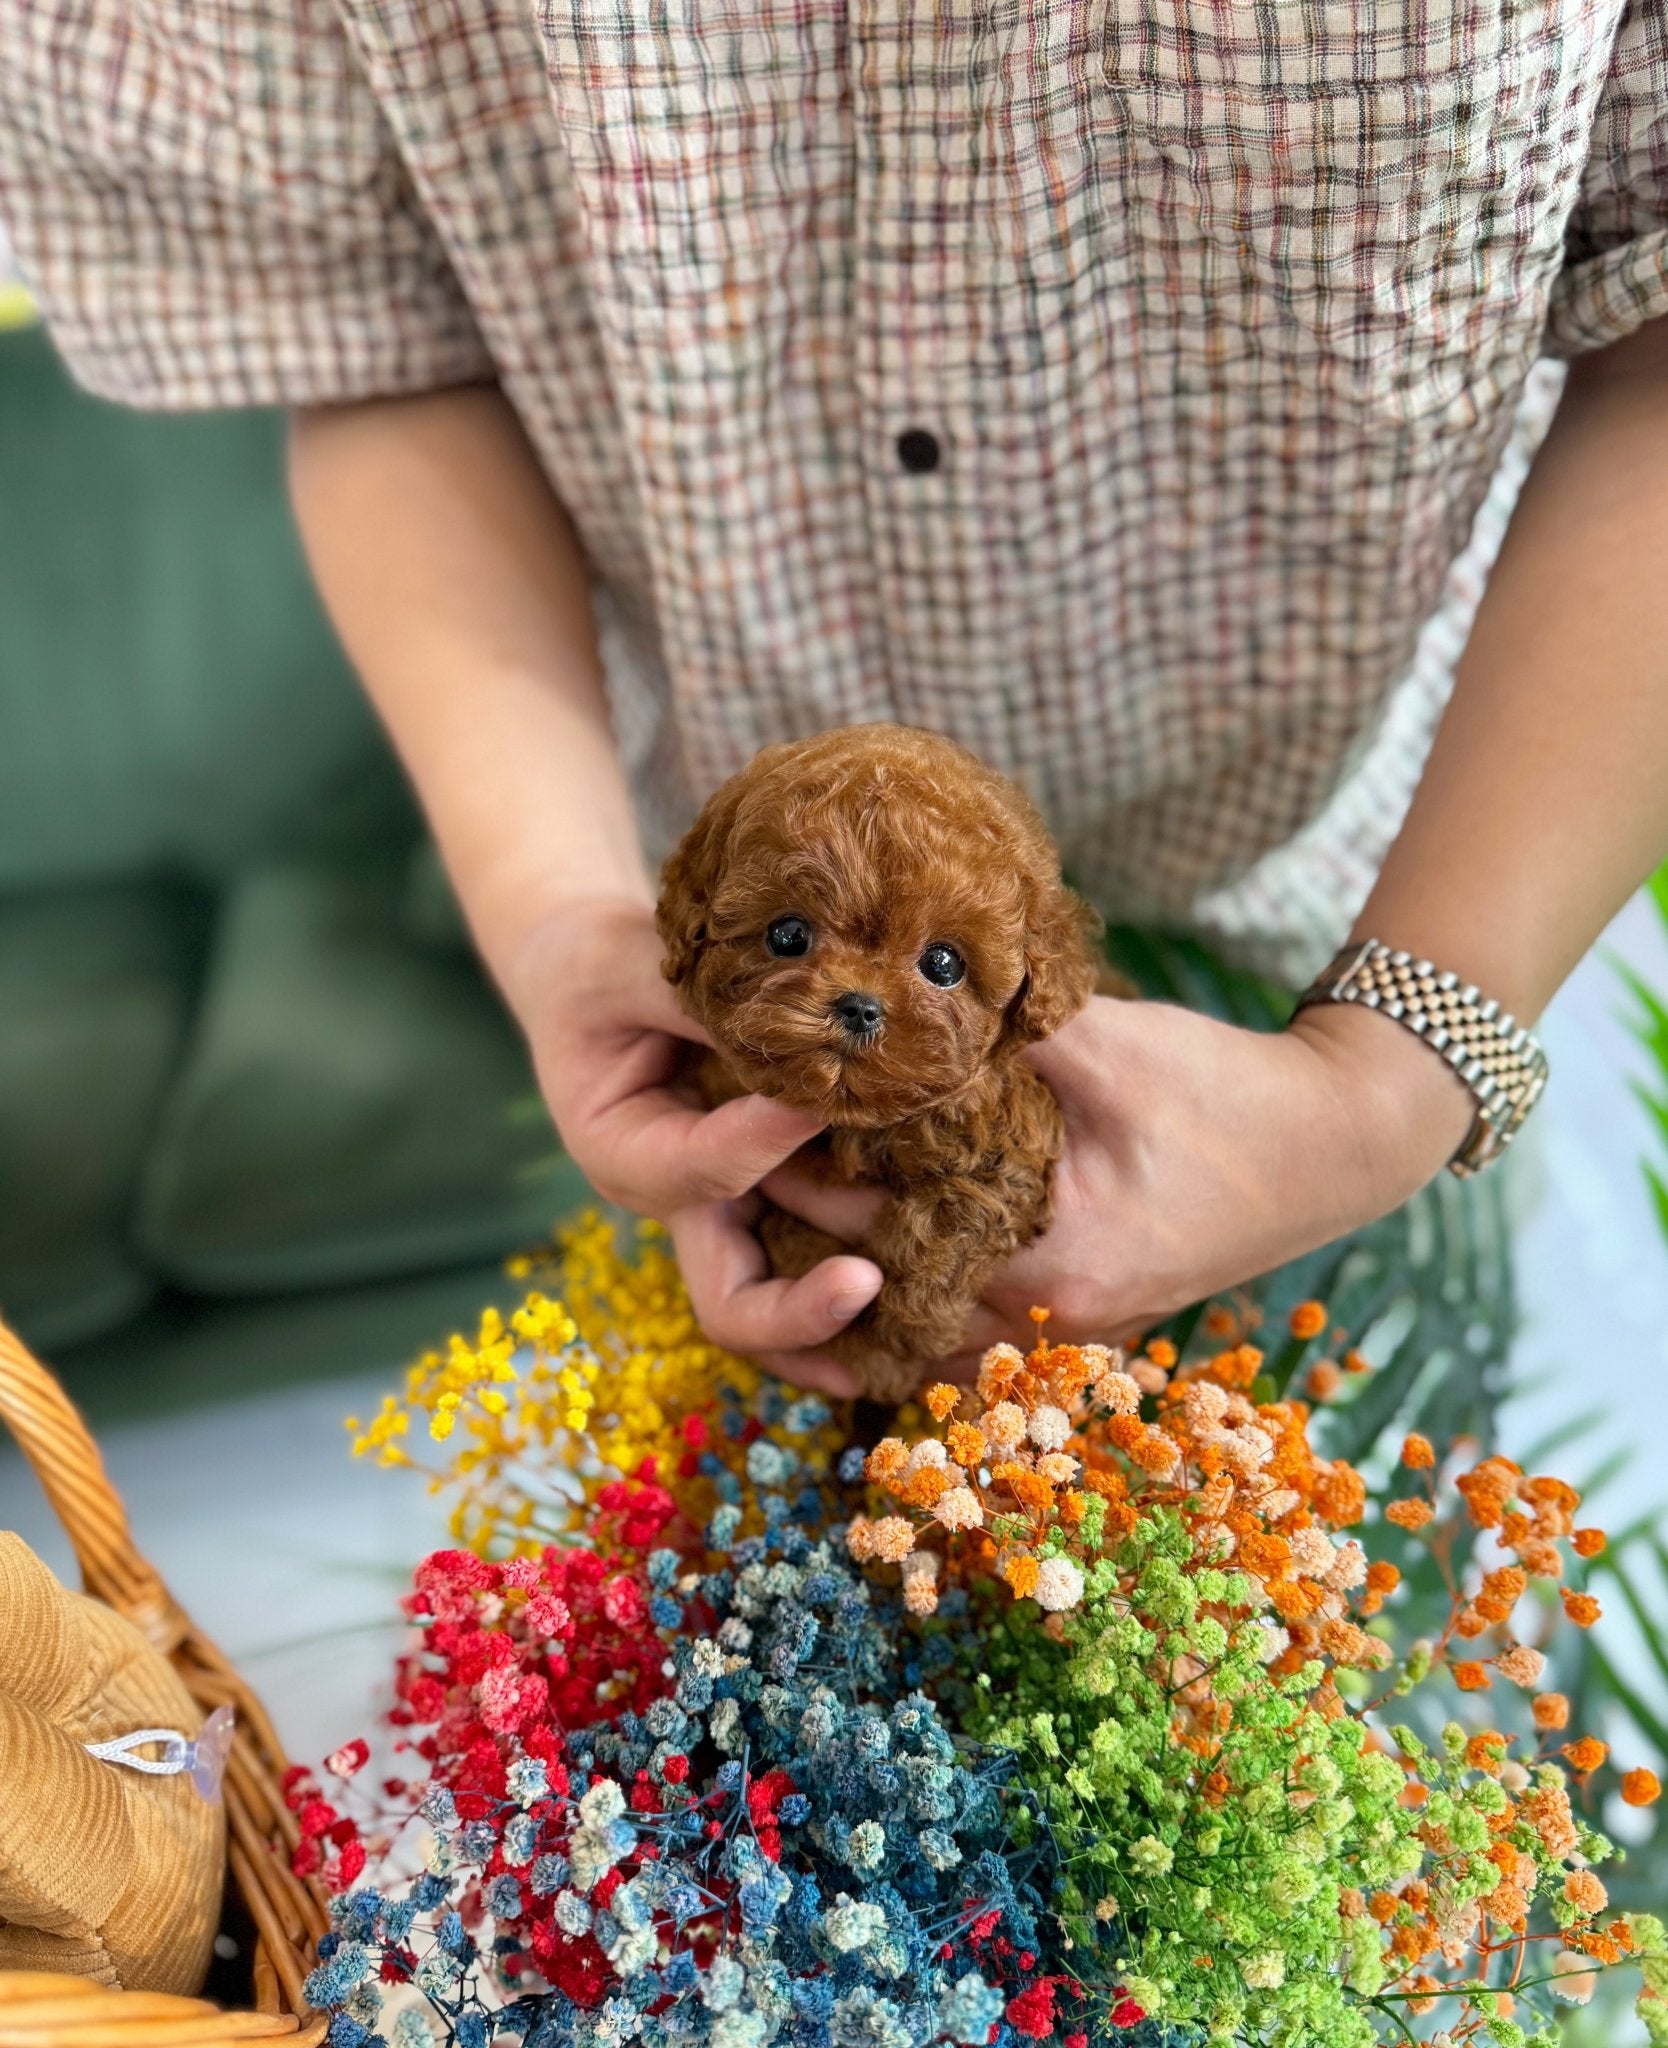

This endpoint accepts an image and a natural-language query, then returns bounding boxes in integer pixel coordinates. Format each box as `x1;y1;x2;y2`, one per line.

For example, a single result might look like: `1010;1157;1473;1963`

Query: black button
895;428;941;475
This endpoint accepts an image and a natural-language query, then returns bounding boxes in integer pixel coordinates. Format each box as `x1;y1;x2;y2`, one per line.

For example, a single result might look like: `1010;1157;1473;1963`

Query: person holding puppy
6;0;1668;1391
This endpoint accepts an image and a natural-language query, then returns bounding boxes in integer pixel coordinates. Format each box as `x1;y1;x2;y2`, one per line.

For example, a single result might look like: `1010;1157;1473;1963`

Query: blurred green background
0;317;583;1405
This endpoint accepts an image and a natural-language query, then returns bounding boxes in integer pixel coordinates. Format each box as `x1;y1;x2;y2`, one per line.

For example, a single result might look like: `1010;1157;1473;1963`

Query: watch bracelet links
1294;939;1549;1179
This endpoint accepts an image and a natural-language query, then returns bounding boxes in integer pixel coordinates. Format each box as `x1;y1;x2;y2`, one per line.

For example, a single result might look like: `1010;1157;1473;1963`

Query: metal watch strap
1295;940;1549;1178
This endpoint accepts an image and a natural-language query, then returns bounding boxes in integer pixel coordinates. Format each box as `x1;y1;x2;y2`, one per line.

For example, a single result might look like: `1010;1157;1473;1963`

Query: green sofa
0;322;568;1367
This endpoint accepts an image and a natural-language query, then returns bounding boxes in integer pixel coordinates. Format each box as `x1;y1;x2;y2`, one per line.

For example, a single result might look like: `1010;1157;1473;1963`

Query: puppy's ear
1003;877;1102;1045
656;775;746;985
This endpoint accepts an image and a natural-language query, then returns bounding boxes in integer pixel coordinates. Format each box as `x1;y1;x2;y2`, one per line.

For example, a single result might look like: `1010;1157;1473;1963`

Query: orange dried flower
1003;1469;1055;1516
1408;1974;1444;2016
1002;1553;1041;1600
1320;1620;1384;1668
1465;1731;1507;1773
1456;1464;1514;1528
1400;1433;1436;1470
1311;1463;1366;1527
1574;1930;1623;1966
1622;1768;1662;1807
1522;1784;1579;1859
1206;1345;1261;1390
901;1465;951;1509
1237;1532;1293;1581
1289;1300;1328;1341
1367;1890;1400;1925
1144;1337;1178;1368
1571;1527;1607;1559
1521;1474;1580;1514
1496;1644;1546;1688
1306;1360;1343;1402
866;1439;909;1486
923;1382;961;1422
1451;1661;1492;1692
1516;1536;1565;1579
1561;1589;1602;1628
1482;1882;1529;1929
1565;1870;1608;1915
1532;1692;1571;1732
1563;1736;1609;1774
945;1421;987;1468
1106;1413;1145;1454
1385;1498;1435;1532
1130;1430;1180;1475
1365;1559;1400;1595
1268;1578;1325;1623
1342;1347;1371;1375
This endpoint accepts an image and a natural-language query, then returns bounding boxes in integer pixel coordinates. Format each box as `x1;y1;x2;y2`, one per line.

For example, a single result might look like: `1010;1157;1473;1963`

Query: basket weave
0;1314;330;2043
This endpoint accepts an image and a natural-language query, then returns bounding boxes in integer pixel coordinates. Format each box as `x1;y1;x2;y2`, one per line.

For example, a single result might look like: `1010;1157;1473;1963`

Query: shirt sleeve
0;0;495;409
1545;0;1668;357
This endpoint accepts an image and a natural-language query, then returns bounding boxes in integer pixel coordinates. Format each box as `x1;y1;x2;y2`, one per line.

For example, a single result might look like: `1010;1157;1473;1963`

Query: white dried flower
1033;1556;1085;1612
933;1486;984;1531
981;1401;1026;1450
1027;1404;1072;1452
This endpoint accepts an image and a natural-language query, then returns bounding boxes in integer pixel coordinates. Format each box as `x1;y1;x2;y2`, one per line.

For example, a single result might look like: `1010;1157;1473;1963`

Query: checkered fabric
4;0;1667;979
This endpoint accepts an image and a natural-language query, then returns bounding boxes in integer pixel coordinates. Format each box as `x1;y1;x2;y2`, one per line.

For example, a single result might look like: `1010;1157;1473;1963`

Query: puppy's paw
823;1282;970;1405
827;1325;936;1407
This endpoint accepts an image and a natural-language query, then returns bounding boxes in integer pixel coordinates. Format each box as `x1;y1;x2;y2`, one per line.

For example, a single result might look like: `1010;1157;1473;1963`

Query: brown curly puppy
656;724;1108;1401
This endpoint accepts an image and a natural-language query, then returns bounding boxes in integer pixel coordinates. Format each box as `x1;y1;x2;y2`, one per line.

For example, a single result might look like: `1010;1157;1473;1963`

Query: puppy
656;724;1109;1402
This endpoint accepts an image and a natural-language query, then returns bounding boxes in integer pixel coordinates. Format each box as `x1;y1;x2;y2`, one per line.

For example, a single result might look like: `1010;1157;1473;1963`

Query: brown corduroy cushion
0;1536;223;1992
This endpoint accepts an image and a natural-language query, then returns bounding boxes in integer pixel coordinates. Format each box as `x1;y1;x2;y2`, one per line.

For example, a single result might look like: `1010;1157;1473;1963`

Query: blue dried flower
417;1785;456;1827
939;1972;1004;2045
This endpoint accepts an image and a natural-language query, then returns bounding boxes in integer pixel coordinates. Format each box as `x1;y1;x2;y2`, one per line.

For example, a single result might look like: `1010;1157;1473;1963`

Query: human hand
503;896;884;1376
753;991;1475;1389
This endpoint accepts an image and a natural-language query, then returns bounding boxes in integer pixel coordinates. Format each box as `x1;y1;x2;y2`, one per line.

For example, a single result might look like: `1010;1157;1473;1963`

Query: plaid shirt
4;0;1666;978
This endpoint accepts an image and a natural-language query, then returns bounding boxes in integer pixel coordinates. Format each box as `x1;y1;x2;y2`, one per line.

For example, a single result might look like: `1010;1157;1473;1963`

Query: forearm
1357;319;1668;1023
287;385;651;1003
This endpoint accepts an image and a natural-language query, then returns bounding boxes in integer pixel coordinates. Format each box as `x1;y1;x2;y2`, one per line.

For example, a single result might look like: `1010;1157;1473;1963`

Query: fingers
668;1201;884;1358
748;1350;863;1400
681;1096;829;1205
759;1167;886;1244
583;1089;826;1215
612;960;713;1049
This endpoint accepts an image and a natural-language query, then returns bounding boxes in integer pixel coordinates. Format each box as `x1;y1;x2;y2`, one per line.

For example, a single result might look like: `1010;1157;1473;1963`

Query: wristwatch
1295;939;1549;1178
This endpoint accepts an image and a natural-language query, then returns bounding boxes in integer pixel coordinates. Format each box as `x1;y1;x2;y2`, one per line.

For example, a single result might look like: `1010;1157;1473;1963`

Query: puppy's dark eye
766;916;814;958
917;942;966;988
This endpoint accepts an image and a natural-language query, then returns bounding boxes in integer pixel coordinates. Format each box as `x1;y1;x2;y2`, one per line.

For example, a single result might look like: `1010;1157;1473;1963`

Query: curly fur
657;723;1111;1401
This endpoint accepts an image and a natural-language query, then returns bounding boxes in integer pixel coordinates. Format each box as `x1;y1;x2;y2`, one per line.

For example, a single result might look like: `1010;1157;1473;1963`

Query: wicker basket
0;1314;330;2043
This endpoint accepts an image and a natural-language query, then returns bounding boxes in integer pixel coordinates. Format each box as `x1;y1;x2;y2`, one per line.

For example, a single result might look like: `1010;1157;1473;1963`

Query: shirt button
895;428;941;475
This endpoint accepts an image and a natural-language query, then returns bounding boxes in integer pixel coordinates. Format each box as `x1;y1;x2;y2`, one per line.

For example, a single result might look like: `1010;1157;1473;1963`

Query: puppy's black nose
833;991;885;1038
